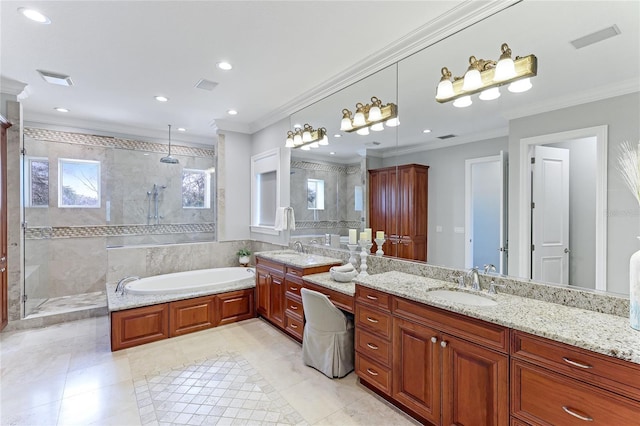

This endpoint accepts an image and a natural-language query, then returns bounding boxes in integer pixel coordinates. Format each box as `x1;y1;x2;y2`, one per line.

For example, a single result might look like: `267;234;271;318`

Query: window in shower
182;168;211;208
25;157;49;207
307;178;325;210
58;159;100;208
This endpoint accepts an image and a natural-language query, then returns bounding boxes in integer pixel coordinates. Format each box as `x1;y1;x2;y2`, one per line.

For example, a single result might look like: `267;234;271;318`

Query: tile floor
0;316;419;425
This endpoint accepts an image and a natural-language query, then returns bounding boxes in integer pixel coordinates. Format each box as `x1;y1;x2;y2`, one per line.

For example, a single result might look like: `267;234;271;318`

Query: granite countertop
301;271;356;296
354;271;640;365
106;278;255;312
255;250;342;269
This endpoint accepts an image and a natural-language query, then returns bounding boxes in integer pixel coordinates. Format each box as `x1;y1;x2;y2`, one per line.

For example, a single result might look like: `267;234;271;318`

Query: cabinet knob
290;305;298;310
366;343;379;350
290;323;298;329
366;294;378;300
440;340;448;348
366;368;379;376
562;357;592;369
366;316;379;324
431;337;437;344
0;267;5;273
562;406;593;422
0;256;5;262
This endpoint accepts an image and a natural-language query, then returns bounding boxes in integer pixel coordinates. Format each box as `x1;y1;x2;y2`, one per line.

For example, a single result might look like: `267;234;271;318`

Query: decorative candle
348;229;357;244
360;231;368;242
376;231;385;240
365;228;372;241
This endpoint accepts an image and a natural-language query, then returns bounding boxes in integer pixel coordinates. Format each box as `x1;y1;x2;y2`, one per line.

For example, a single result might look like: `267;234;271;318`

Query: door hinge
22;294;28;302
21;221;28;229
531;202;535;209
20;147;26;155
530;157;535;164
531;244;535;251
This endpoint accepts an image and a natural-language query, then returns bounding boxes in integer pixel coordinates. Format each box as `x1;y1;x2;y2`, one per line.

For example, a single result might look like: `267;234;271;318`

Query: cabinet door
269;274;284;328
216;289;255;326
111;304;169;351
169;295;215;337
256;267;270;317
392;317;441;424
442;334;509;426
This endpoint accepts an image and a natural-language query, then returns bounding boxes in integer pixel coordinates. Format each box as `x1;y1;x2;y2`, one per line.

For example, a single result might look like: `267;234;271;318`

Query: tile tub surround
297;244;629;317
355;271;640;365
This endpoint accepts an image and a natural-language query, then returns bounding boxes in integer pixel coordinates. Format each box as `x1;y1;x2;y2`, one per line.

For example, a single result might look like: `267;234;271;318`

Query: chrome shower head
161;124;179;164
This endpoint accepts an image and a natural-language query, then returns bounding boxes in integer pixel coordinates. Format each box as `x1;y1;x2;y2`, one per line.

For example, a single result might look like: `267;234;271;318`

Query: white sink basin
428;289;498;307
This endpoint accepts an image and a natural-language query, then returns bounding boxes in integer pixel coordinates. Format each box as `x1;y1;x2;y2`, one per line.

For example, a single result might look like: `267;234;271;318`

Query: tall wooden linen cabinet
369;164;428;261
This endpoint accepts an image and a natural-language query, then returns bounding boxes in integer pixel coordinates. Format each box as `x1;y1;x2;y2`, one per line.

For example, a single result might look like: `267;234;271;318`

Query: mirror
288;0;640;295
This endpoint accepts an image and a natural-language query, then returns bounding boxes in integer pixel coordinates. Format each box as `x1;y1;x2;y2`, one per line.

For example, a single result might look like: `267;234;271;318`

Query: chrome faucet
467;267;481;291
293;241;304;254
115;276;139;295
483;264;497;275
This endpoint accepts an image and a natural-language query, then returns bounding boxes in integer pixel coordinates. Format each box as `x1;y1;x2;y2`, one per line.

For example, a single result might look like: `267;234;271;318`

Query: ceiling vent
570;25;621;49
37;70;73;86
437;134;457;140
194;79;218;91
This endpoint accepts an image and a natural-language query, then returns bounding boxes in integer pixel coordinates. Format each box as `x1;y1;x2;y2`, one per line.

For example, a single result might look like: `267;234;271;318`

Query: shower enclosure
21;128;217;317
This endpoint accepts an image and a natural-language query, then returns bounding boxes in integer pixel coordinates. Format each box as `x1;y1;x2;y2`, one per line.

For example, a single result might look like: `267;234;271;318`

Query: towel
274;207;296;231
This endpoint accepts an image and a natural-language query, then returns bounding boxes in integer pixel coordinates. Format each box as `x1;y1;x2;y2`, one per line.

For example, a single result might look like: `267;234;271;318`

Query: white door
531;145;570;284
465;152;507;274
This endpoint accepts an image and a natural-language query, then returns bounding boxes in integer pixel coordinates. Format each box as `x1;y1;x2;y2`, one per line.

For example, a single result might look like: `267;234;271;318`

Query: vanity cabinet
255;255;340;340
355;284;509;426
369;164;428;261
510;330;640;425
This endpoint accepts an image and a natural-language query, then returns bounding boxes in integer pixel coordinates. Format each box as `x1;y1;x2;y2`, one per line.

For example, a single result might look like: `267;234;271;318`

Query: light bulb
310;142;319;148
368;105;382;121
285;136;294;148
436;79;454;100
494;58;516;82
385;117;400;127
356;127;370;136
508;78;532;93
340;117;352;131
300;145;311;151
293;133;302;145
462;69;482;91
319;135;329;145
479;87;501;101
371;122;384;132
302;130;311;142
353;111;366;126
453;96;472;108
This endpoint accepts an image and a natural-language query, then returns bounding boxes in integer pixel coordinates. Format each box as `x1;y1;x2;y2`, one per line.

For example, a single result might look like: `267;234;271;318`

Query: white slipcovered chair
300;288;354;378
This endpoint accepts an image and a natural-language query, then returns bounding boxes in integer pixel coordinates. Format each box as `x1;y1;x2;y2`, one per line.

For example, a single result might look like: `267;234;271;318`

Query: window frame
182;168;211;209
25;156;50;208
58;158;101;209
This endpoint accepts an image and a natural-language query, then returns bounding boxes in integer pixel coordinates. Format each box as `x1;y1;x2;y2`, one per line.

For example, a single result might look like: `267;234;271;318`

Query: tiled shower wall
22;128;217;303
289;159;362;236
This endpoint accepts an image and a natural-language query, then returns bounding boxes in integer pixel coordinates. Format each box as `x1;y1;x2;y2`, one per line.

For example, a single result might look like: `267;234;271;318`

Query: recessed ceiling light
422;129;432;134
216;62;233;71
177;127;186;132
18;7;51;24
227;109;238;115
155;96;169;102
330;152;336;155
54;107;69;113
37;70;73;86
334;134;341;138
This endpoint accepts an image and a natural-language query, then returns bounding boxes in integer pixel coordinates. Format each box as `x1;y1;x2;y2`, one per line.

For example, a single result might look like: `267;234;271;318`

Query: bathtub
125;267;255;295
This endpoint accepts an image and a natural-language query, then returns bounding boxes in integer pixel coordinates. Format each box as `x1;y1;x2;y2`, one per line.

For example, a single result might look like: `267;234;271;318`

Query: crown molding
503;78;640;120
248;0;520;134
210;118;252;135
0;75;29;99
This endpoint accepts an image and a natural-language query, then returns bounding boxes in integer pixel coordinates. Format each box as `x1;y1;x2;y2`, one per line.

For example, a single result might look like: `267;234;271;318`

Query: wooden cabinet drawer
285;280;303;297
285;314;304;340
356;353;391;395
285;296;303;319
356;328;391;367
393;296;508;353
304;281;354;313
356;304;392;338
511;330;640;401
356;285;391;311
286;266;304;278
511;360;640;426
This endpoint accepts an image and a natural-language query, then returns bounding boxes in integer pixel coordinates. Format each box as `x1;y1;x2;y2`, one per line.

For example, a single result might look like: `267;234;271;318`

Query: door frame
518;125;607;290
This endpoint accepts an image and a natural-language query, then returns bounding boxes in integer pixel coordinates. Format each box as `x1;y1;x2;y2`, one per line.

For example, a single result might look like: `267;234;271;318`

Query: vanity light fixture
285;124;327;149
340;96;398;134
435;43;537;106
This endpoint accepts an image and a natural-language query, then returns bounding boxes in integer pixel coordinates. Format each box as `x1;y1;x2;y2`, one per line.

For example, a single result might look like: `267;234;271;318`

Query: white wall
218;130;251;241
508;92;640;295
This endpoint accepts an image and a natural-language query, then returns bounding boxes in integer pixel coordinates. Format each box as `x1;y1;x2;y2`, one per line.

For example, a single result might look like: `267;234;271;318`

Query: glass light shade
385;117;400;127
435;79;454;100
285;137;294;148
300;145;311;151
479;87;501;101
453;96;472;108
494;57;516;82
293;134;302;145
356;127;370;136
462;69;482;91
302;130;311;142
353;111;366;126
371;122;384;131
310;142;319;148
340;117;353;131
319;135;329;145
368;105;382;121
508;78;532;93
